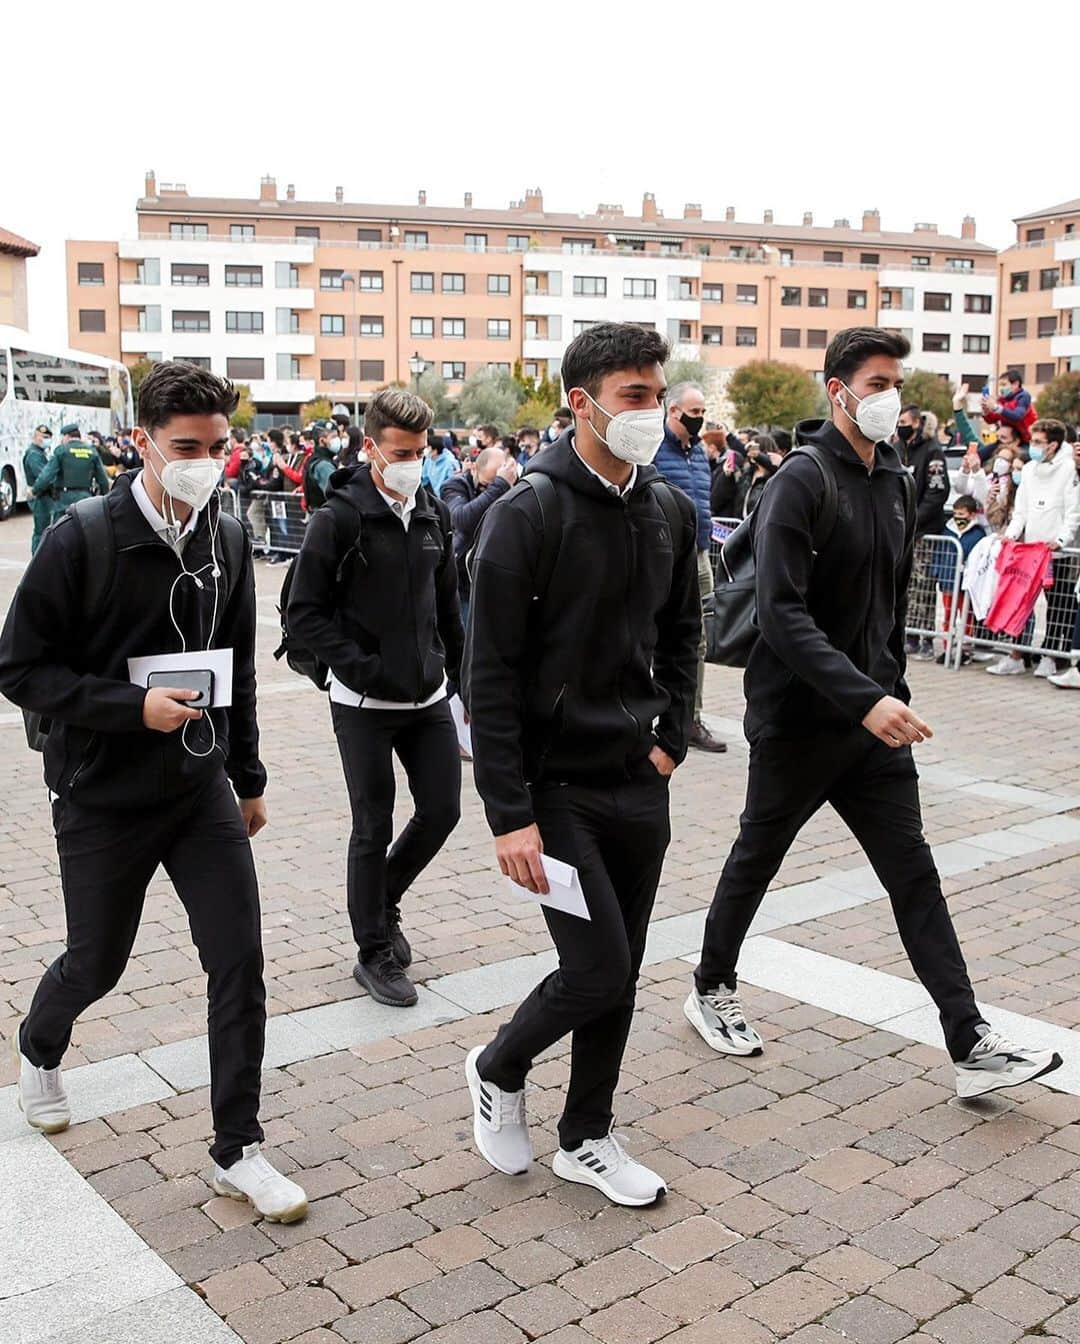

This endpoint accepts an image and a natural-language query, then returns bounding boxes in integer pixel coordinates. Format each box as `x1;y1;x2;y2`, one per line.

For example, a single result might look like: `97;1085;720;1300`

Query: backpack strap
779;445;839;552
899;469;917;552
519;472;561;600
68;495;116;623
646;479;688;552
215;511;248;608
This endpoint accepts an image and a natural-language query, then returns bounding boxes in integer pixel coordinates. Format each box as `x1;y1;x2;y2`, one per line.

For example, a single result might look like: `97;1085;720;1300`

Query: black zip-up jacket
0;472;265;805
286;464;463;702
899;430;948;536
442;471;513;601
745;419;913;741
462;432;701;836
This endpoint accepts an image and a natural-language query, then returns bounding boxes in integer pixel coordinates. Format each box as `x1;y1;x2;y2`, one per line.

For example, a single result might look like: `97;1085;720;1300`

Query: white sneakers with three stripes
466;1046;666;1205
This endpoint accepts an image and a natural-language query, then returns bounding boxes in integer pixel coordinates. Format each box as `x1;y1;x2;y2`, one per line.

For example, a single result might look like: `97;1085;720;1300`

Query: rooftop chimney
418;189;427;206
260;175;277;203
335;185;344;203
642;192;658;223
961;215;976;241
286;183;295;201
763;209;774;225
144;170;157;199
862;208;881;232
802;211;813;227
834;218;850;229
464;191;473;208
725;206;736;222
524;187;543;212
684;203;702;220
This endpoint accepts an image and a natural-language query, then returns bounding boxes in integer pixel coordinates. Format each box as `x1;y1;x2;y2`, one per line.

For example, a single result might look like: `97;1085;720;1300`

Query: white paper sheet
507;854;590;921
127;648;234;707
449;694;472;756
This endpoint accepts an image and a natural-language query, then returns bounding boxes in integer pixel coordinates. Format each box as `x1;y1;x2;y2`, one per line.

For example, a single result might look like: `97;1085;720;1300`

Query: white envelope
449;694;472;756
127;648;234;707
507;854;590;921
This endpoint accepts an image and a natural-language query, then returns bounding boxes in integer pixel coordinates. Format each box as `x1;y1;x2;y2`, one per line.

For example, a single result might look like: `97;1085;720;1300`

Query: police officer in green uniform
30;422;110;513
23;426;57;555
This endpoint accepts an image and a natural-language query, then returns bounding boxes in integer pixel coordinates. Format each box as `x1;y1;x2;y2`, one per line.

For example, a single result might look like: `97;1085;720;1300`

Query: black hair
555;407;572;422
340;424;364;468
823;327;911;386
1003;369;1023;385
771;428;792;455
752;433;779;456
517;425;540;439
137;360;240;433
560;322;670;400
953;494;979;513
267;428;285;448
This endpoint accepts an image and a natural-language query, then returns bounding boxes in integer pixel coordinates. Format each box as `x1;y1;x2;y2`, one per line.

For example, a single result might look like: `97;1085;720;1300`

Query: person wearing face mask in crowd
687;327;1061;1100
461;323;700;1207
29;422;111;513
286;390;463;1010
0;362;309;1223
421;430;458;498
442;445;518;627
930;495;986;665
894;402;949;659
983;369;1035;445
740;434;784;519
655;383;726;754
986;419;1080;679
543;407;572;445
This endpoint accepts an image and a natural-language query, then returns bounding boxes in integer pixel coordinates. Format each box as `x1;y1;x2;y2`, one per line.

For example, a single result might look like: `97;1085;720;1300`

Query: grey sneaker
684;986;764;1056
466;1046;532;1175
553;1131;666;1207
954;1025;1062;1099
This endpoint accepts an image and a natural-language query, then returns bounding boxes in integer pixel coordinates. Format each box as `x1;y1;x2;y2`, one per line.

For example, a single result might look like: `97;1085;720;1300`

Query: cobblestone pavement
2;507;1080;1343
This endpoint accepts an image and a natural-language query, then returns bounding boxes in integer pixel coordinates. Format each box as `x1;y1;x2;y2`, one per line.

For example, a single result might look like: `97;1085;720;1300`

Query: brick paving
3;508;1080;1340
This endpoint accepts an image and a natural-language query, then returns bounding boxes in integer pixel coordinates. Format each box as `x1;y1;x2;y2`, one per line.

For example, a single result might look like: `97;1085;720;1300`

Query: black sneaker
387;913;412;968
353;952;418;1007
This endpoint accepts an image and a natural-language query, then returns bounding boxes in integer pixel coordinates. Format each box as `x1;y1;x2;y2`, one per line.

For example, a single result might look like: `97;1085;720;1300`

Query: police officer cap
60;422;80;436
35;424;51;435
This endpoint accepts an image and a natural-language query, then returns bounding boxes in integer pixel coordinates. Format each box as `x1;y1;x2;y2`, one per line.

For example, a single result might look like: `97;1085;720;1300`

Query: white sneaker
12;1024;69;1134
954;1026;1063;1100
1034;656;1057;679
212;1143;308;1223
985;656;1025;676
1049;665;1080;690
466;1046;533;1175
553;1131;666;1207
684;987;764;1056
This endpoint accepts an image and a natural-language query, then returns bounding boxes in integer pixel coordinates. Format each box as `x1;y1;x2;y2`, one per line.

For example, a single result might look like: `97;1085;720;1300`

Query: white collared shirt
572;442;637;498
132;471;200;552
375;484;415;530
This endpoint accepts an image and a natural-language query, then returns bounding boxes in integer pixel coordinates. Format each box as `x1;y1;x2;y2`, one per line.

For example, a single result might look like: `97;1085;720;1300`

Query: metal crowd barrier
952;545;1080;669
219;488;308;556
903;534;966;667
709;517;742;582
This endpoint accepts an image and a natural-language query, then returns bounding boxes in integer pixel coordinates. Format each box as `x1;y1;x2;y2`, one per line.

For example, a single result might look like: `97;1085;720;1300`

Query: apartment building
1;227;39;330
997;198;1080;394
67;176;999;417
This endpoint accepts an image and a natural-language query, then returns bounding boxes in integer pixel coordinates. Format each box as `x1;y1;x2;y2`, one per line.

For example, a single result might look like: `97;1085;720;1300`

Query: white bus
0;326;134;520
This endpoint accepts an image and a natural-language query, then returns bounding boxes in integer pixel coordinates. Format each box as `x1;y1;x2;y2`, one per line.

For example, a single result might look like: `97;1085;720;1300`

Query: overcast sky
6;0;1076;349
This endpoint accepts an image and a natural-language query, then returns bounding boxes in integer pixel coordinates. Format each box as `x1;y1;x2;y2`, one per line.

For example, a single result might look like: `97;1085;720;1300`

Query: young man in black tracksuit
463;323;700;1207
286;389;462;1008
687;326;1062;1101
0;362;307;1222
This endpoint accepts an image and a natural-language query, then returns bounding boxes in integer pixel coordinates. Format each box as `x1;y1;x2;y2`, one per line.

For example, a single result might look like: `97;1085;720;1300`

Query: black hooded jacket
0;472;265;805
462;432;701;836
898;429;948;536
744;419;914;741
285;464;463;702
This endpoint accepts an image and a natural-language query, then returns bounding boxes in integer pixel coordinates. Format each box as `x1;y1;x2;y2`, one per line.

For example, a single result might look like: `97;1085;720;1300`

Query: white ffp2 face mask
374;446;422;499
836;383;902;444
575;388;665;466
145;434;222;514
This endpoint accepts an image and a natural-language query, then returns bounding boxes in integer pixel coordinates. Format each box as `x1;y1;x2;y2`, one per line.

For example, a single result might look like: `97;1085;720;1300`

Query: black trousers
22;772;265;1166
479;769;671;1149
695;728;984;1062
331;698;461;959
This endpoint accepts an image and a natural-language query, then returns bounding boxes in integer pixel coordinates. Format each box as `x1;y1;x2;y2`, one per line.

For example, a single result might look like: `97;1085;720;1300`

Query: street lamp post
409;350;425;396
342;273;360;425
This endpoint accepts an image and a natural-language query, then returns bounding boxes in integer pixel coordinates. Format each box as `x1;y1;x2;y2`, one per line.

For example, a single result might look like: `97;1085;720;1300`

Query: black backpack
302;451;333;513
273;488;450;690
706;445;915;668
23;495;247;751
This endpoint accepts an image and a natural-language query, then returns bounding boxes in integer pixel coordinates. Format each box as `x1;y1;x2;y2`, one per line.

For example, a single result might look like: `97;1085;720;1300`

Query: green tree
726;361;820;429
455;368;523;432
128;357;155;401
231;384;256;430
299;396;333;425
664;357;710;394
417;368;456;425
514;396;558;431
1036;371;1080;422
901;369;955;434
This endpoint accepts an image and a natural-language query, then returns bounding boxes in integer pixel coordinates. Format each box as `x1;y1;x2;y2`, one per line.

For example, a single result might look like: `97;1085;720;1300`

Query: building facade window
860;252;880;266
172;310;210;333
275;262;300;288
359;360;384;380
1038;316;1058;338
170;223;208;239
320;269;345;290
702;326;722;345
411;317;434;338
735;327;757;347
488;274;511;295
848;290;868;309
922;332;950;352
964;294;992;314
136;258;160;285
442;361;466;380
911;254;930;268
823;249;843;264
442;318;465;339
1026;227;1045;243
227;357;264;379
357;228;381;244
924;292;951;312
465;233;488;252
230;224;255;240
275;308;300;334
507;235;530;251
358;271;383;291
736;284;758;304
1010;272;1029;293
359;315;383;337
1008;319;1028;339
781;286;802;306
226;311;264;333
404;230;428;250
182;357;211;370
1036;362;1056;383
963;334;990;354
442;272;465;293
137;306;161;332
702;283;724;302
808;288;828;307
276;354;300;380
1040;268;1060;290
562;238;595;254
78;309;106;332
225;265;262;287
573;276;607;296
321;359;345;381
320;315;345;336
624;278;656;298
171;263;208;286
780;328;801;348
946;257;974;271
78;262;105;285
807;329;828;349
488;318;511;339
295;226;320;240
410;271;434;292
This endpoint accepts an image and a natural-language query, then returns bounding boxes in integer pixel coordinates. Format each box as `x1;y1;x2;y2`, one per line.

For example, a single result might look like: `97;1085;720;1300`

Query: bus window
11;348;111;408
0;349;7;402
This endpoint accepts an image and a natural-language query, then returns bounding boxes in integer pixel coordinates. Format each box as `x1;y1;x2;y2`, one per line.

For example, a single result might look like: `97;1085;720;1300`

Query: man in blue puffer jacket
655;383;726;752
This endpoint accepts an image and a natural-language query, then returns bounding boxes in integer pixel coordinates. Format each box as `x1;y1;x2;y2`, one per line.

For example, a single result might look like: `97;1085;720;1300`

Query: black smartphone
146;669;215;709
